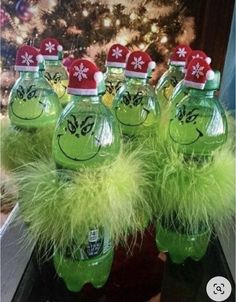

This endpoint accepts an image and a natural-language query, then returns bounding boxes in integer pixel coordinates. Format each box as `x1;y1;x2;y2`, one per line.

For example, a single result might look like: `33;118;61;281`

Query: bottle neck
126;77;146;85
169;64;184;73
19;71;40;79
71;94;100;103
45;59;61;66
107;66;124;75
189;88;215;98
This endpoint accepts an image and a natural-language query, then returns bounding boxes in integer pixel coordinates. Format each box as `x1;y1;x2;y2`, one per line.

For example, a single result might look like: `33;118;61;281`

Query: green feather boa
15;146;151;257
1;121;54;170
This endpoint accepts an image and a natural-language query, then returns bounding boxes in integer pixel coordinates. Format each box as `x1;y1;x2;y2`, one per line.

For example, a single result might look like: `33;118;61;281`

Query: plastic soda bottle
113;50;160;138
155;45;192;107
168;59;227;157
52;59;121;291
102;44;130;108
170;50;211;108
40;38;70;107
54;228;113;292
8;45;61;129
156;59;228;263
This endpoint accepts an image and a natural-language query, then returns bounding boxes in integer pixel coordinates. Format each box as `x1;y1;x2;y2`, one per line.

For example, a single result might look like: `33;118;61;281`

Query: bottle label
64;228;112;260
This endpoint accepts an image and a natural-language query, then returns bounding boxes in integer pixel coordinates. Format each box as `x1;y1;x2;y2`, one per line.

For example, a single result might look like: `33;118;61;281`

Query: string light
82;9;89;17
151;24;159;33
160;36;168;43
130;12;137;20
139;43;145;50
116;19;120;26
103;17;111;27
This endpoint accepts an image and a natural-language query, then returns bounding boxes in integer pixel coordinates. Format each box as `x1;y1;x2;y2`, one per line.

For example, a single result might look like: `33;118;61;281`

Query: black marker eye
81;122;94;136
114;81;122;93
176;105;186;120
67;115;79;134
105;81;113;94
16;86;24;99
44;72;52;81
53;74;61;84
123;91;131;105
186;114;199;123
133;92;143;106
27;90;37;99
170;76;178;87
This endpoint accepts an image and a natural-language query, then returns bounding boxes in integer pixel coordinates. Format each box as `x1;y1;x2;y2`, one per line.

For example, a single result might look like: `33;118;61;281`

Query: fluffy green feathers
15;147;151;256
1;122;54;170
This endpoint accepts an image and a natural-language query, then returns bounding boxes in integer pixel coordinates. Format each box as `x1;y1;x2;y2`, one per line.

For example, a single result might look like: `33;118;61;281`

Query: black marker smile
115;107;150;127
169;126;203;145
10;103;44;120
57;134;101;161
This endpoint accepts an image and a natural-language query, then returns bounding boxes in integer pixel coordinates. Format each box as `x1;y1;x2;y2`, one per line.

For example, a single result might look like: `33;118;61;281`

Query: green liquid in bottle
168;88;227;156
54;228;113;292
44;60;71;107
113;77;160;138
155;65;184;107
8;71;61;129
103;67;125;108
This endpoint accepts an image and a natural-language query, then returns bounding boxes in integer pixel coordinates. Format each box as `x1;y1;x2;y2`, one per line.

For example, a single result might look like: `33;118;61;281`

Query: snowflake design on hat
131;56;144;70
45;41;55;53
177;47;187;58
112;46;123;59
192;62;204;79
73;62;89;81
21;52;34;66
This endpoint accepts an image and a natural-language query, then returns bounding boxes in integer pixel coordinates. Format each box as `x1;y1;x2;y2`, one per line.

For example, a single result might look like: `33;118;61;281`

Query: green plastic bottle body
155;65;184;106
103;67;125;108
168;90;228;156
54;228;113;292
53;96;121;170
169;79;190;107
113;78;160;137
44;60;70;107
8;72;62;129
156;223;210;263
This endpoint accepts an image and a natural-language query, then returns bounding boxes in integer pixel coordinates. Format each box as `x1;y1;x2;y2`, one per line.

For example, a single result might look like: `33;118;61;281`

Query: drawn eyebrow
44;72;52;80
186;108;199;116
70;114;79;128
18;85;25;93
27;85;36;94
80;115;94;128
53;72;60;79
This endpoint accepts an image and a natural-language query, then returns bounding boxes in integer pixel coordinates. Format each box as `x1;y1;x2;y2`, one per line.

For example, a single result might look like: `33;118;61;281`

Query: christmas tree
0;0;195;111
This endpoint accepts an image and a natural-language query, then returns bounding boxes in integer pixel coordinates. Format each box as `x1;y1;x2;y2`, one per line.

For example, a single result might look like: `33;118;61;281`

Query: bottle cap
106;44;130;68
40;38;63;61
15;45;43;72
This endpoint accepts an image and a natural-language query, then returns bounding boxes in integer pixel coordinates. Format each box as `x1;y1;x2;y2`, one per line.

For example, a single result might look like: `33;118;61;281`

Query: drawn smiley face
45;72;67;99
10;85;46;120
169;104;204;145
57;114;102;161
114;90;150;127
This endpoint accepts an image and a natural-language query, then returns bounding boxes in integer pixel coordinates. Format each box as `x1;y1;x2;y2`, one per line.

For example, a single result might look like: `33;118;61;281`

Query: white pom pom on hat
205;57;211;64
148;61;156;70
206;70;215;80
94;71;103;83
57;45;63;52
36;54;44;63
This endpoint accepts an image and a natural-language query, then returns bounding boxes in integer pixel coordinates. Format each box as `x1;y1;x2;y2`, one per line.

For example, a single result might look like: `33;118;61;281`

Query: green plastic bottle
113;50;160;138
40;38;70;107
156;60;228;263
52;59;121;291
156;223;211;264
155;45;192;107
102;44;130;108
168;70;227;157
8;45;61;129
54;228;114;292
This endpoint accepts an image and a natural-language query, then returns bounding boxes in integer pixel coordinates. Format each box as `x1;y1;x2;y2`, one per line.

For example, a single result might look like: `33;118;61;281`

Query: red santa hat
185;50;211;71
15;45;44;72
68;59;103;96
106;44;130;68
169;44;192;66
40;38;63;60
183;58;215;90
124;51;156;79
